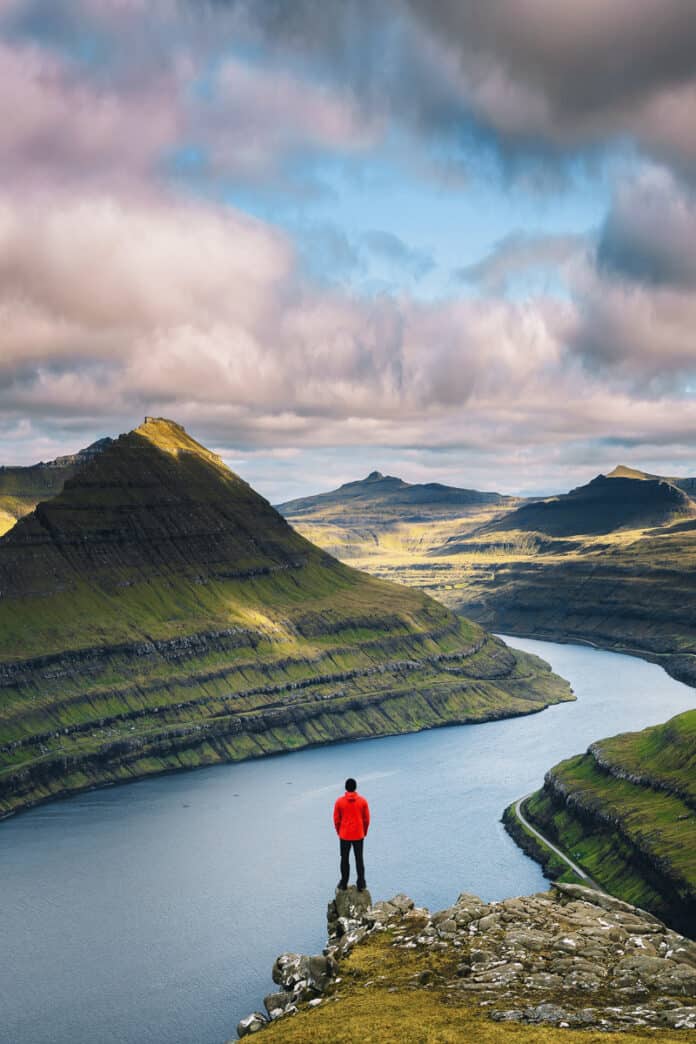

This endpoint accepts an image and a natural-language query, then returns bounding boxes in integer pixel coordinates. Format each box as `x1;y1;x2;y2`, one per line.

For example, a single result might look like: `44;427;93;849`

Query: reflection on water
0;637;693;1044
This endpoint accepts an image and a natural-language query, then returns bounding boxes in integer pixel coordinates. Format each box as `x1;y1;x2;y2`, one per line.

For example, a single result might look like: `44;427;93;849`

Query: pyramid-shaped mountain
0;419;570;816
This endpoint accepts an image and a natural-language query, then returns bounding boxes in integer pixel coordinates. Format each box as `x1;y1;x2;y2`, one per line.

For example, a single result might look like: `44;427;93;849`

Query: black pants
339;838;365;887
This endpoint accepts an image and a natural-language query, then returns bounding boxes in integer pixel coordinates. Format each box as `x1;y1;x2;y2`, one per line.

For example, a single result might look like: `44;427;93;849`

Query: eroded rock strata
234;883;696;1040
510;711;696;938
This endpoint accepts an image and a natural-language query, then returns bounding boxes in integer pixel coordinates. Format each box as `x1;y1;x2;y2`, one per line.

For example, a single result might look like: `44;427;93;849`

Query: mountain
477;473;695;538
507;710;696;936
278;471;519;569
278;471;511;521
281;467;696;686
0;418;571;817
608;464;696;498
0;438;111;536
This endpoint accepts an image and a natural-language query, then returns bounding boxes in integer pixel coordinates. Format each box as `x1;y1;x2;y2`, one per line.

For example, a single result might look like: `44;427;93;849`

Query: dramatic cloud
404;1;696;174
1;0;695;498
8;0;696;186
0;39;179;190
598;168;696;288
200;0;696;179
0;190;567;436
1;185;694;495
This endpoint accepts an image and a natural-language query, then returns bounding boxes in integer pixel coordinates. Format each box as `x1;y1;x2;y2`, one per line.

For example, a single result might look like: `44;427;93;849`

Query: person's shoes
357;880;366;892
337;881;348;891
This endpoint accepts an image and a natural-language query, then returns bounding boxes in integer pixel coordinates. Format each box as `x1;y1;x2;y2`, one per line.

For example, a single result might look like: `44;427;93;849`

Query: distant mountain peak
606;465;653;481
365;470;385;481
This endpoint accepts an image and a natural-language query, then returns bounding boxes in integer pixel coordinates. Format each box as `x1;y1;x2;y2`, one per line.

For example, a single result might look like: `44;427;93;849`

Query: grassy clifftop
0;419;571;817
517;710;696;936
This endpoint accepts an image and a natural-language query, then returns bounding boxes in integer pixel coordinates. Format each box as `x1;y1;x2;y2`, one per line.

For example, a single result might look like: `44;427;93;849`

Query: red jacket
333;791;370;841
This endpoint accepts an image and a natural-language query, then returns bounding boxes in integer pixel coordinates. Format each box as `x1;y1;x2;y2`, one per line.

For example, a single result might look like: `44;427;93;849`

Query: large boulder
271;953;333;995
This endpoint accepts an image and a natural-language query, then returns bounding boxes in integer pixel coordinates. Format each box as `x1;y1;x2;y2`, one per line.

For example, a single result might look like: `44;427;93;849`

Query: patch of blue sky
216;145;616;301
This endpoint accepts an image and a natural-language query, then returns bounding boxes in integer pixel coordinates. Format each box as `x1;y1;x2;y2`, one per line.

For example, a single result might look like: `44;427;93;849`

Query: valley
279;467;696;686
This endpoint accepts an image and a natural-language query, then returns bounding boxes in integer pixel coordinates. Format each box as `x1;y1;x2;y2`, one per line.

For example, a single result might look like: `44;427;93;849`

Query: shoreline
493;625;696;688
0;685;568;824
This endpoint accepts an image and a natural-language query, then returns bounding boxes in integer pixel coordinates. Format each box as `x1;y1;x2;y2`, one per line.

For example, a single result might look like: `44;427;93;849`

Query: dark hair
345;777;357;792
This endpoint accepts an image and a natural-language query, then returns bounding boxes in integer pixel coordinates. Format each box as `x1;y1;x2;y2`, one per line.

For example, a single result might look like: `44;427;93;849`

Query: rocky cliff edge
232;883;696;1041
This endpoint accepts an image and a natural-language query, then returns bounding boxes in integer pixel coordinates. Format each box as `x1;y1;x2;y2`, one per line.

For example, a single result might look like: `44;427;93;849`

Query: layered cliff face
0;418;571;817
233;883;696;1041
511;711;696;937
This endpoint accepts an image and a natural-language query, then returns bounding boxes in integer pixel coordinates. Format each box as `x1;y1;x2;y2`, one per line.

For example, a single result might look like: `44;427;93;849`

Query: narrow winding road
513;794;606;893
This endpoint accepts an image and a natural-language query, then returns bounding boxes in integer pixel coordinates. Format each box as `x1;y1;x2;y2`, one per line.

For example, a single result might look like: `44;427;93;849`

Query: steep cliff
232;883;696;1041
510;711;696;937
0;418;571;817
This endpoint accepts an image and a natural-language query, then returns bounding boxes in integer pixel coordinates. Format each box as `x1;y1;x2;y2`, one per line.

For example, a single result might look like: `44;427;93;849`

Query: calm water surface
1;637;694;1044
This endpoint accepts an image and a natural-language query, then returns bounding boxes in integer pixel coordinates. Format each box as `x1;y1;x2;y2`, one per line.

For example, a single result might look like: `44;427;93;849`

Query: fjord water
1;638;694;1044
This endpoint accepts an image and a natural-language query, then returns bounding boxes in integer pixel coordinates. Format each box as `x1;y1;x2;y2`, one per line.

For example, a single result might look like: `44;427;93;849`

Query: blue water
0;637;693;1044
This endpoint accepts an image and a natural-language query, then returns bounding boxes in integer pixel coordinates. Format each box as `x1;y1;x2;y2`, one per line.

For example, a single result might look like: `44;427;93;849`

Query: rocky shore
232;883;696;1040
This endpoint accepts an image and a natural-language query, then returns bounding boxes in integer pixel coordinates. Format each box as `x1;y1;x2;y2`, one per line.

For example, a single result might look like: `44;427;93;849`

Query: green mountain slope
0;419;571;817
0;438;111;536
515;710;696;935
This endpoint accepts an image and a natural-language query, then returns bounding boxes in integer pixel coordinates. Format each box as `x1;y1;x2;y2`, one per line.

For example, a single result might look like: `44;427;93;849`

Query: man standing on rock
333;777;370;891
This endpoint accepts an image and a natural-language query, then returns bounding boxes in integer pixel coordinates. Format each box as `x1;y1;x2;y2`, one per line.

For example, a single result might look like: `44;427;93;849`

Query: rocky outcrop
234;887;372;1037
232;882;696;1039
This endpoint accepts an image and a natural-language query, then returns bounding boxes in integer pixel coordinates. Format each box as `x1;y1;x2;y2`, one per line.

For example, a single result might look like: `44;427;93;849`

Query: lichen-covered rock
553;881;666;925
327;885;373;938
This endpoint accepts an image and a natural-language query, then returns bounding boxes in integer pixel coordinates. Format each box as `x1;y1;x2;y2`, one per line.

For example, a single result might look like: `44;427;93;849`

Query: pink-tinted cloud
191;56;381;181
0;187;693;485
0;41;180;191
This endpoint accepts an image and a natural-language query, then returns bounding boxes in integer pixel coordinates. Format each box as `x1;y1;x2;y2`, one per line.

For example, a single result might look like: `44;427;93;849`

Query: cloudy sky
1;0;695;501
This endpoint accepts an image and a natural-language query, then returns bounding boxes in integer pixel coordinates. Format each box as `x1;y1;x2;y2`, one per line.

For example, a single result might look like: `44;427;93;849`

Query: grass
519;711;696;932
257;930;689;1044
